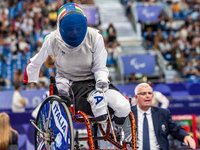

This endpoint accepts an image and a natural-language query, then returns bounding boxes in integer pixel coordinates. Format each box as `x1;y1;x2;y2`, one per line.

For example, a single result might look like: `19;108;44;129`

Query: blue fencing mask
57;3;87;47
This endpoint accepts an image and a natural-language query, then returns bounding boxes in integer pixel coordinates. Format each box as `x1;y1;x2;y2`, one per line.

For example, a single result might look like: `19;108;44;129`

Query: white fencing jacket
24;27;109;94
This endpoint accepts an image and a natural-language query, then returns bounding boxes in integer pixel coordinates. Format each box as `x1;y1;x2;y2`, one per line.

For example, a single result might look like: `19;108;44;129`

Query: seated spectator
187;51;198;66
179;0;189;18
35;37;43;52
0;9;9;27
181;61;196;78
176;51;187;70
171;0;181;18
25;82;37;90
0;112;19;150
190;4;199;20
157;10;167;31
21;21;33;38
13;69;23;86
38;68;49;88
156;28;165;42
0;32;6;46
167;33;175;44
165;17;177;32
187;31;194;44
47;1;57;12
0;75;6;89
48;10;57;28
192;59;200;77
17;36;30;55
145;27;155;49
107;40;123;62
151;36;160;51
159;38;171;55
106;23;116;44
11;84;27;113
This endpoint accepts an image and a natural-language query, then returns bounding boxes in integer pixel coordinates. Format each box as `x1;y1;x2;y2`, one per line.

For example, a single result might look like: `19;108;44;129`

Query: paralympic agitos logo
52;101;69;142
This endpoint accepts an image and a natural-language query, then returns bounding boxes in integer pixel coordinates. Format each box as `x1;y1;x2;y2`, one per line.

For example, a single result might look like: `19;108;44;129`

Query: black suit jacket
131;105;189;150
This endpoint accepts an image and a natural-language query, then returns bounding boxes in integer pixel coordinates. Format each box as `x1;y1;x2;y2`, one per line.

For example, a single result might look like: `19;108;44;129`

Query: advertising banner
82;6;98;25
121;54;155;75
136;5;163;22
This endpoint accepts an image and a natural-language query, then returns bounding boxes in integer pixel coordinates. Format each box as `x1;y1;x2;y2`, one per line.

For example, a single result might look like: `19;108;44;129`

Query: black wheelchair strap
71;79;119;99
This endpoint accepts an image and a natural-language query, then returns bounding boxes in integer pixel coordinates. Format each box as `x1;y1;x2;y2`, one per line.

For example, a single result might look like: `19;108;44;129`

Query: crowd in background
1;0;200;88
124;0;200;82
0;0;125;90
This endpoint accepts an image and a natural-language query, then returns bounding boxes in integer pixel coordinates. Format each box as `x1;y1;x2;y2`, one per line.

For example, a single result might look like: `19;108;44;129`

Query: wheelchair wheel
34;95;74;150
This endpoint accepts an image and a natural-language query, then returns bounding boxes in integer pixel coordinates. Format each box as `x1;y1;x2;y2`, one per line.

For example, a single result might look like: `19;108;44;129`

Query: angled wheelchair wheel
34;95;74;150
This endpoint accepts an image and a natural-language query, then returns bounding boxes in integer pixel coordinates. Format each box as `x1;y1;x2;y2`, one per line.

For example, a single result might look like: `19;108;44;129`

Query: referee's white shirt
137;105;161;150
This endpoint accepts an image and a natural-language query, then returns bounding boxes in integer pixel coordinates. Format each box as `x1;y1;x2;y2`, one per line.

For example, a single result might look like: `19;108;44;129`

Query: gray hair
134;82;152;95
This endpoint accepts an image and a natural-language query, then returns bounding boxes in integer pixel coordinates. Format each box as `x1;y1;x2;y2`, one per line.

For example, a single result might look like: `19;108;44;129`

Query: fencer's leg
104;89;131;126
87;90;108;123
104;89;131;144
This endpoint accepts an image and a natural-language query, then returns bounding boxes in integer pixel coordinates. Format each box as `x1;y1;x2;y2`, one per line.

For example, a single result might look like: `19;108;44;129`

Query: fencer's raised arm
23;35;52;83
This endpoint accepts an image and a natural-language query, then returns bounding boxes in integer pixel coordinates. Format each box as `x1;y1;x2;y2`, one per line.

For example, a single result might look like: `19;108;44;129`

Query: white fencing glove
95;80;109;93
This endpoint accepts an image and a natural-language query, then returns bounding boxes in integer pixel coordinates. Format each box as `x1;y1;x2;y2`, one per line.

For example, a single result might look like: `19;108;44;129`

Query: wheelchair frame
33;77;137;150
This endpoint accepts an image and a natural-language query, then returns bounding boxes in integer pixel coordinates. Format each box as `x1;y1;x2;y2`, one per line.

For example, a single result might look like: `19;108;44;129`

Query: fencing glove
95;80;109;93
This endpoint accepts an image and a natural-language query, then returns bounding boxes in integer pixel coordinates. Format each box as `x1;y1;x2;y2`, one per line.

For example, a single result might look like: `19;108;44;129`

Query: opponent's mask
57;3;87;47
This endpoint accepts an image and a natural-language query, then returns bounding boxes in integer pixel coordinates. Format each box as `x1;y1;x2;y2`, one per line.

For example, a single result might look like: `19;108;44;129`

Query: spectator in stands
179;0;189;18
48;9;57;28
106;23;117;44
36;37;43;53
11;84;27;113
177;24;188;39
156;28;165;42
25;82;37;90
185;15;193;27
132;82;196;150
158;38;171;55
38;68;49;88
21;20;33;38
0;8;9;27
0;112;19;150
47;1;57;12
125;0;134;20
174;74;181;83
190;4;199;20
187;31;194;44
0;75;6;89
157;10;167;31
165;17;177;32
192;59;200;77
0;32;6;46
17;35;30;55
171;0;181;18
176;51;187;70
145;27;155;49
40;17;52;30
187;51;198;66
181;61;196;78
167;33;176;48
151;36;160;51
107;40;123;65
13;69;23;86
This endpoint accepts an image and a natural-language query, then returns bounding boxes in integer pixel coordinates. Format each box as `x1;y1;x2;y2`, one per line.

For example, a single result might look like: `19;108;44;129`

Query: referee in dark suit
131;82;196;150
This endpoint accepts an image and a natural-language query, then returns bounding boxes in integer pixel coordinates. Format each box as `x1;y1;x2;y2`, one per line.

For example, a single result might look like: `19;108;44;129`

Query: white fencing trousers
104;89;130;118
88;89;131;119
